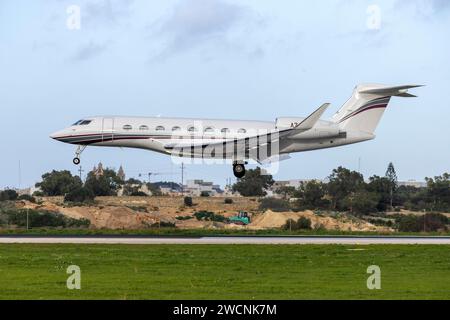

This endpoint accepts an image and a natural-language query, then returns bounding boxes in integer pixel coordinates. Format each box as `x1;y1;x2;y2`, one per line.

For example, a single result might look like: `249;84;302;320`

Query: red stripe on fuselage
339;104;387;123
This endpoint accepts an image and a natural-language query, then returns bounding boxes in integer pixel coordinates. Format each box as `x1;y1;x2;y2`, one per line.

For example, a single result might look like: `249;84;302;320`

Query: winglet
294;103;330;131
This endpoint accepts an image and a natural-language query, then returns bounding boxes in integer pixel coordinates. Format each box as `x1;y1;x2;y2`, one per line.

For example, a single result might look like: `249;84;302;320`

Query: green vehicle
228;211;251;225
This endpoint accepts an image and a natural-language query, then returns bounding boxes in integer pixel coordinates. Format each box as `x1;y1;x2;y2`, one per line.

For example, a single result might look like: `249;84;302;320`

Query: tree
64;186;95;203
295;180;328;209
125;178;142;185
327;167;364;210
385;162;398;210
425;173;450;211
35;170;82;196
146;183;162;196
343;190;380;215
232;167;274;197
0;189;18;201
84;169;123;196
275;186;296;200
367;175;392;211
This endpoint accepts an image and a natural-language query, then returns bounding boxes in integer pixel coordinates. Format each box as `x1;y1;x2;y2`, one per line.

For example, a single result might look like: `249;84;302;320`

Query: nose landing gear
73;145;86;166
233;162;246;178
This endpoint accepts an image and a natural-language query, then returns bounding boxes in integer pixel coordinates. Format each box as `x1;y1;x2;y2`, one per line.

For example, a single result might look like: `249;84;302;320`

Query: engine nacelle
276;117;344;140
276;117;306;129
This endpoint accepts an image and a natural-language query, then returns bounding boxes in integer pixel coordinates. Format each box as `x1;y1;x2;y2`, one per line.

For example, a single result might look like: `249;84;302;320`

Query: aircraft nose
50;130;66;141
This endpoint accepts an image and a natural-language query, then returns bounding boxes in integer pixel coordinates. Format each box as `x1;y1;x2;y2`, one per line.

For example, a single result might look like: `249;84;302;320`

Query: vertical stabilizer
333;84;422;134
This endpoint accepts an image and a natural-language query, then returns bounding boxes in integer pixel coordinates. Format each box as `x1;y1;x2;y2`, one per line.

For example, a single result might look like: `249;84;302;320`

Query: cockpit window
72;120;92;126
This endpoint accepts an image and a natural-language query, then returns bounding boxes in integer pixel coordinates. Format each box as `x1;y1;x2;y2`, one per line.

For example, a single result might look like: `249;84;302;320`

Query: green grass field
0;244;449;300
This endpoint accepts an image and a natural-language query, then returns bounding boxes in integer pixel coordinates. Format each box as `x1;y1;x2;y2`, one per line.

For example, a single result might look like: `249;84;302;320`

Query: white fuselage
50;115;373;159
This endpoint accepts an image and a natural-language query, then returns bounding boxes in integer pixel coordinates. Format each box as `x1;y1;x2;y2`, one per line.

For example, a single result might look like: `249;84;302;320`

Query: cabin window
172;126;181;132
204;127;214;134
139;125;149;131
238;128;247;134
156;126;165;132
221;128;230;134
187;126;198;133
123;125;132;131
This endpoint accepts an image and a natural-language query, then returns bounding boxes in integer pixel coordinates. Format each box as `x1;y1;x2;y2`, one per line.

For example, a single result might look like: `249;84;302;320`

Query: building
184;179;223;196
273;179;322;190
398;180;427;188
117;165;126;181
92;162;104;178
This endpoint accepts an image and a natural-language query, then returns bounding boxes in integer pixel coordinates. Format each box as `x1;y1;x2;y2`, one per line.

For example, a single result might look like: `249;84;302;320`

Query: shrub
17;194;36;203
130;191;148;197
397;213;448;232
3;209;90;228
297;217;312;229
184;196;193;207
282;217;312;230
127;206;148;213
396;215;420;232
0;189;18;201
224;198;233;204
33;191;45;197
176;215;194;221
64;187;95;203
259;197;291;212
150;221;176;228
193;211;226;222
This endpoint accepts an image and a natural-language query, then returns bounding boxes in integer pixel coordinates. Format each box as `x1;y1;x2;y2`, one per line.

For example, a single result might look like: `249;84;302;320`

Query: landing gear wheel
73;145;86;166
233;164;246;178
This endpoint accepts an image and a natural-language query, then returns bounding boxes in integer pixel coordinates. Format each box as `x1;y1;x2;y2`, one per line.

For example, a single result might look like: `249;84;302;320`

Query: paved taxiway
0;236;449;245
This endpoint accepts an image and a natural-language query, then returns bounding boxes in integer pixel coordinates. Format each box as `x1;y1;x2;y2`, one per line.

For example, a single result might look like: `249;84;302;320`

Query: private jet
50;84;421;178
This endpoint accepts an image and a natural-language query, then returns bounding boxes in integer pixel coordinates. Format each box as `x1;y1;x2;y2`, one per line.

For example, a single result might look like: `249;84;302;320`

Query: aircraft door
102;117;114;142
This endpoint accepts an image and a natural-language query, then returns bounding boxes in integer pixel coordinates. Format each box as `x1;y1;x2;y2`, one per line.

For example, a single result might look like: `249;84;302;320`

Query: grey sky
0;0;449;189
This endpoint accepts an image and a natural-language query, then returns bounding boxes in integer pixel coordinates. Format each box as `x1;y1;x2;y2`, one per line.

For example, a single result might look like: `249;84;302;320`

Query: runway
0;236;449;245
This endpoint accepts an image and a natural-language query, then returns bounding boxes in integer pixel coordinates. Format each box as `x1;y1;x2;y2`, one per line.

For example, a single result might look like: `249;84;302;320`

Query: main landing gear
73;145;86;165
233;162;246;179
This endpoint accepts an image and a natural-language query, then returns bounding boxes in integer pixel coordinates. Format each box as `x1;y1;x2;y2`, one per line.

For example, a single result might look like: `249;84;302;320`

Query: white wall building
184;180;223;196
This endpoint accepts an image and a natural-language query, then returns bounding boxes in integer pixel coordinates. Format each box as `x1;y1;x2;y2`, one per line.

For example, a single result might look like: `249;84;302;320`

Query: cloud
395;0;450;17
151;0;256;58
71;41;108;61
82;0;134;27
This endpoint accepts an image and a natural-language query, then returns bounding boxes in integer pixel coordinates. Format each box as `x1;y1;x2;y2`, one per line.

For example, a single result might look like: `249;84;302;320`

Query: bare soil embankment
15;196;392;232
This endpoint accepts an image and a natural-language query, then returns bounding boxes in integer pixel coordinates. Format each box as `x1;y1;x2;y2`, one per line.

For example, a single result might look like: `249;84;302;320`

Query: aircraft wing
164;103;330;161
289;103;330;133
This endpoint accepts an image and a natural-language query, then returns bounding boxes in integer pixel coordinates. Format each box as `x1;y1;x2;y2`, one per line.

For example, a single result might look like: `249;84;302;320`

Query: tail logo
339;96;391;123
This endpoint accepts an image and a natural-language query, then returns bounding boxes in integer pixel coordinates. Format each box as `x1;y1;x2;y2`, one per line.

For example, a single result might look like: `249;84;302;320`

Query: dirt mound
16;200;160;229
250;210;392;232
